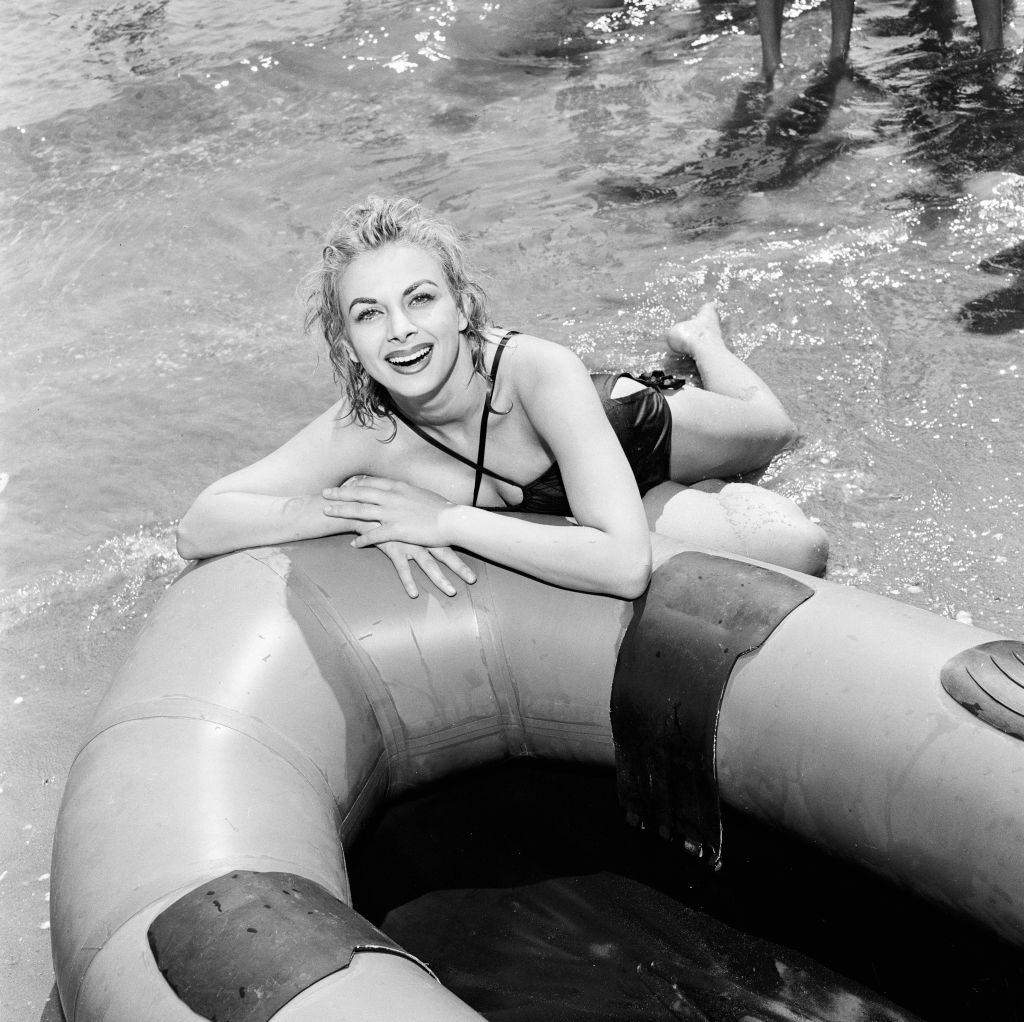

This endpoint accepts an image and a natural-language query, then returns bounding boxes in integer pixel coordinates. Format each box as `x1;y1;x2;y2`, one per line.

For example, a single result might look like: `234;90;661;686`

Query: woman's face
339;242;469;398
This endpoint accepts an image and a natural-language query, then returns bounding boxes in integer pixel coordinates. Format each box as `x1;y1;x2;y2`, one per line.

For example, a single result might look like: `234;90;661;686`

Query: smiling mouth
385;344;433;371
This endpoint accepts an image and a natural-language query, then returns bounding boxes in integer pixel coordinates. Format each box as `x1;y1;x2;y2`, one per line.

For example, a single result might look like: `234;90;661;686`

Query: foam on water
0;524;181;639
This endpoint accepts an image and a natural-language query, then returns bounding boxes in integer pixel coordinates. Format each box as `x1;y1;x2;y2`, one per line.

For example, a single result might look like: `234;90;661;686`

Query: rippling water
2;0;1022;1017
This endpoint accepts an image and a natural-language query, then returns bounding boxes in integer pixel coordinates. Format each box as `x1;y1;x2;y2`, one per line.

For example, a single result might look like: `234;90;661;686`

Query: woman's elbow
174;520;202;562
608;546;652;601
776;414;799;450
175;510;220;562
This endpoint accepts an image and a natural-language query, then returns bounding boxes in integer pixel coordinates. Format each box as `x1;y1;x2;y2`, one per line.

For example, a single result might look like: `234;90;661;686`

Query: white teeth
387;346;431;367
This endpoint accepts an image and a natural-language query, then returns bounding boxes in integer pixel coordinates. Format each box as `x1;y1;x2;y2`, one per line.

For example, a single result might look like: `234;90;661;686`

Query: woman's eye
410;291;433;306
354;307;380;322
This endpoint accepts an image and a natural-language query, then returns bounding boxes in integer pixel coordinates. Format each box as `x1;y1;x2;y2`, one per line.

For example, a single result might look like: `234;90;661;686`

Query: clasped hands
323;475;476;599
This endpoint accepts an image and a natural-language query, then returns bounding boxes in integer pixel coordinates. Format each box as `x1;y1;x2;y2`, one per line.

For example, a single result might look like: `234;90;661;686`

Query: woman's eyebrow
347;279;439;314
403;278;438;296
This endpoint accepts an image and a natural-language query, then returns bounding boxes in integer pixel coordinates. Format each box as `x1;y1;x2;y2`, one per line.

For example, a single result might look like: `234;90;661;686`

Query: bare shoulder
281;398;392;472
483;329;588;390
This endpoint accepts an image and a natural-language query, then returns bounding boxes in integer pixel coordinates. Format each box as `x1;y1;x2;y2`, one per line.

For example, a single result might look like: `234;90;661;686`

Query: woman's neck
388;336;487;433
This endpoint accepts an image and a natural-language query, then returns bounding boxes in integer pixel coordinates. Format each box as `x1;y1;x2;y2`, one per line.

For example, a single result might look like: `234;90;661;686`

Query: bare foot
666;303;725;358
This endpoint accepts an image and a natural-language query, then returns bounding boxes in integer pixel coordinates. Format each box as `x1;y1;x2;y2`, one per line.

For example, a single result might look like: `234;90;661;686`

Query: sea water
2;0;1022;1017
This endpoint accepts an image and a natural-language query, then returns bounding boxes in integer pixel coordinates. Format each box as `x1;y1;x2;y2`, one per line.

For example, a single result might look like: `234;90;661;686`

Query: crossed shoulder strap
386;330;520;506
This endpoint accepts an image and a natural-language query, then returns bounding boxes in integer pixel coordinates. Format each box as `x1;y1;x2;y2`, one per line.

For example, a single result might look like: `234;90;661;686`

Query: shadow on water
600;0;1024;328
964;234;1024;332
72;1;173;78
868;17;1024;332
917;58;1024;332
601;59;877;240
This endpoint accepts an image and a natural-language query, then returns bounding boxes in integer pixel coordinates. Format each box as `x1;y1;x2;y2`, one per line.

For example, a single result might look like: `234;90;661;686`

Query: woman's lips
385;343;433;373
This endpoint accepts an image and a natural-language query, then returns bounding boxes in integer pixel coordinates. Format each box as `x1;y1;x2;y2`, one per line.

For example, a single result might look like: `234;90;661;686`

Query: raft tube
51;532;1024;1021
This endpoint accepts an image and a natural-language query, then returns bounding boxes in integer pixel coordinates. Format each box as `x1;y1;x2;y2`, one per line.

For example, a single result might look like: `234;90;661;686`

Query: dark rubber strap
148;870;434;1020
611;552;813;868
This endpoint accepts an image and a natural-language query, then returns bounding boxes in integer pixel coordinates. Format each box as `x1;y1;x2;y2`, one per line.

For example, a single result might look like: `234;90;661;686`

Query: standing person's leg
971;0;1004;51
828;0;856;66
756;0;787;82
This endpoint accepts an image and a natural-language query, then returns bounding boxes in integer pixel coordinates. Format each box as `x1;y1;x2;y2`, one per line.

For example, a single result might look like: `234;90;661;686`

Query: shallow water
2;0;1023;1017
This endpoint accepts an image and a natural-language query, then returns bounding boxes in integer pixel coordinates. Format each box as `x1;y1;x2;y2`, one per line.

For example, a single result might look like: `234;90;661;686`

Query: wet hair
303;196;492;426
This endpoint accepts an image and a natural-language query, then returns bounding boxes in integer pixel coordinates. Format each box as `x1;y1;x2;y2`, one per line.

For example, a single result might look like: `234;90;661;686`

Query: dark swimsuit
388;331;676;517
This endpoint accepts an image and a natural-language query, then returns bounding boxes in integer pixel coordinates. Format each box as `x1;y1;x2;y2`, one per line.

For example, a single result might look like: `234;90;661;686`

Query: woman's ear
458;308;469;333
340;334;360;364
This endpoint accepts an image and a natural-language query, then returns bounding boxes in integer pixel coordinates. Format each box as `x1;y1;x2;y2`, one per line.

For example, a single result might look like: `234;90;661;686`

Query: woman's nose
388;306;417;341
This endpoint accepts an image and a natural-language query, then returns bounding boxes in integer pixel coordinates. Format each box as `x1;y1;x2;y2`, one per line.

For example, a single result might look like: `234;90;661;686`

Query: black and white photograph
2;1;1023;1019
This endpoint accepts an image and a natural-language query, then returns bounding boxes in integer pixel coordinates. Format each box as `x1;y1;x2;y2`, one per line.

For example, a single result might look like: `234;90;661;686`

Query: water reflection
73;1;172;79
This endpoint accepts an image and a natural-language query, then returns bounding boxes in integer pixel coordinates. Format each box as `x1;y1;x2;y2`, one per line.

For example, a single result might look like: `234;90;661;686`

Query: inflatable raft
51;531;1024;1021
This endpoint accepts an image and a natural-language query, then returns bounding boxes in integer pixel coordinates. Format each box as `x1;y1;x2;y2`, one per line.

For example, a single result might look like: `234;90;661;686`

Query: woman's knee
775;516;829;576
719;483;829;576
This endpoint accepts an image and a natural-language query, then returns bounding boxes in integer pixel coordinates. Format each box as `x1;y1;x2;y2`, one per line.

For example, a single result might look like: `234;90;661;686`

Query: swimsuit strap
386;330;520;504
472;329;517;505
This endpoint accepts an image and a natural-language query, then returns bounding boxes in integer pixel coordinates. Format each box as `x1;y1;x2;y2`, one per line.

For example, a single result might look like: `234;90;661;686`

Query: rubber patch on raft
148;870;434;1021
941;639;1024;741
611;552;813;868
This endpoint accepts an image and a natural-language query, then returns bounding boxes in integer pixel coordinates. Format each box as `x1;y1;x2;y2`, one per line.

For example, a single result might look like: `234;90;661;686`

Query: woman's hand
374;541;477;599
322;476;456;548
323;476;475;598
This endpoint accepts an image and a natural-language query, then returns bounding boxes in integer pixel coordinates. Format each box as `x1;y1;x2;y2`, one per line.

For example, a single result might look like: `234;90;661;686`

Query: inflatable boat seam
71;704;338;809
252;549;406;777
467;562;529;753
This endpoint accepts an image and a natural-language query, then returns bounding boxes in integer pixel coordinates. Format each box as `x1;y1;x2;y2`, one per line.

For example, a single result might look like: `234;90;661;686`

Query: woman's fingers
410;548;458;597
380;544;421;599
322;480;390;502
323;499;380;520
350;525;391;546
370;542;471;599
428;546;477;585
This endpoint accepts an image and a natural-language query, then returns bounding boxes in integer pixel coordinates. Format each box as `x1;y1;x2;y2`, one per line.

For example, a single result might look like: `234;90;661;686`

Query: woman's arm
664;303;798;482
176;404;478;598
175;405;364;561
339;342;653;600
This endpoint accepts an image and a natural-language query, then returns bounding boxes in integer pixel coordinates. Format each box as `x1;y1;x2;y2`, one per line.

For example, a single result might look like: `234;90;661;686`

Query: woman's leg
635;304;797;484
611;304;827;574
643;480;830;576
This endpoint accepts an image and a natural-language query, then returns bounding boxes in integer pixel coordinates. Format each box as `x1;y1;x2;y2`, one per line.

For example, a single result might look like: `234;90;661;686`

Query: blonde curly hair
303;196;492;426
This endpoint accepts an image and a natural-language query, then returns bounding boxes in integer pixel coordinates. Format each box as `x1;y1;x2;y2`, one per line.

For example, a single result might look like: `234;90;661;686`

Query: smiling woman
175;196;827;598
